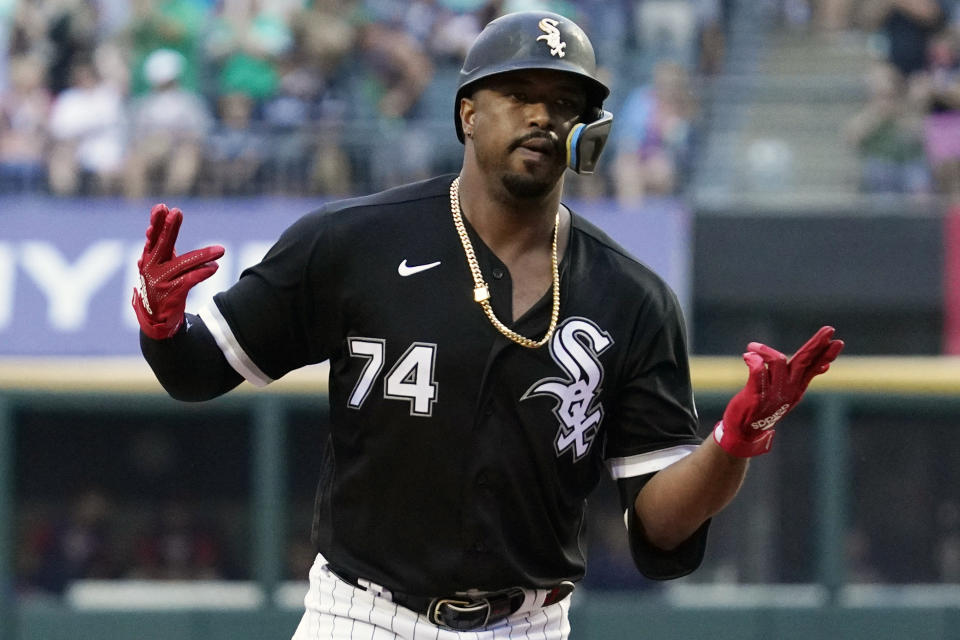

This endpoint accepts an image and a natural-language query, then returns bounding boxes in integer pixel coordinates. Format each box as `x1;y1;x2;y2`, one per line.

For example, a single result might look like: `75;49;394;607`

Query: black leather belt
326;564;573;632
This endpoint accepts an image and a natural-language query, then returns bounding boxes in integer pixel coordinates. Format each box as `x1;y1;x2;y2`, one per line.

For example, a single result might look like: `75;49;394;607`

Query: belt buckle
428;597;491;631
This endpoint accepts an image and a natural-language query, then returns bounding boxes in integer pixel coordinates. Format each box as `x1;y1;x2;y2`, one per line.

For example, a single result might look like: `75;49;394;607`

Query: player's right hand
132;203;225;341
713;326;844;457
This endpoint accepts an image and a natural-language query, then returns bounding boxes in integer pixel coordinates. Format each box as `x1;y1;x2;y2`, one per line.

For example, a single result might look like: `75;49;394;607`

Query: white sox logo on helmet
523;317;613;461
537;18;566;58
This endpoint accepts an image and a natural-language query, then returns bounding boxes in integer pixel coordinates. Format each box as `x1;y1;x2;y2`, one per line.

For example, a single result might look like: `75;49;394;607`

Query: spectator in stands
859;0;946;78
46;57;126;195
261;57;353;195
203;91;264;195
567;0;633;78
842;60;931;195
634;0;699;61
293;0;357;75
0;1;13;91
693;0;727;75
127;0;209;96
45;0;101;95
351;15;436;189
7;0;47;59
124;48;213;199
914;28;960;199
92;35;132;94
356;17;435;121
818;0;859;32
204;0;295;105
611;59;699;206
786;0;858;33
127;499;231;580
22;488;118;594
271;0;357;194
0;54;52;192
7;0;123;94
402;0;484;64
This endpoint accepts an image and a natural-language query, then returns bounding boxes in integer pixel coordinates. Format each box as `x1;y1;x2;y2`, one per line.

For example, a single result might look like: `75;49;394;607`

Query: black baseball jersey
204;174;706;596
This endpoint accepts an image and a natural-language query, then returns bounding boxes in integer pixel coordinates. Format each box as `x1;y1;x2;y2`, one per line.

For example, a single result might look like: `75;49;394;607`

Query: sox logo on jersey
523;317;613;461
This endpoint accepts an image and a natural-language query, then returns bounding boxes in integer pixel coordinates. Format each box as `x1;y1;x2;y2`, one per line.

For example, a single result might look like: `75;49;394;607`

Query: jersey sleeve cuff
201;301;273;387
608;444;707;579
606;444;698;481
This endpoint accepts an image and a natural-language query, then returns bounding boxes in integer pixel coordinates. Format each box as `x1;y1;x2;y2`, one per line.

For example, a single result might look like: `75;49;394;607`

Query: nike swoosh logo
398;259;441;276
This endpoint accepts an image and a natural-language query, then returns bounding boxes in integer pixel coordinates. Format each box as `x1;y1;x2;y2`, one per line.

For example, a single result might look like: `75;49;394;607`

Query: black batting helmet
454;11;613;173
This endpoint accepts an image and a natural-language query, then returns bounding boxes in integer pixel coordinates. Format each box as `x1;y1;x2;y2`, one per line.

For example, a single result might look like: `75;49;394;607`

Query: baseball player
133;11;844;639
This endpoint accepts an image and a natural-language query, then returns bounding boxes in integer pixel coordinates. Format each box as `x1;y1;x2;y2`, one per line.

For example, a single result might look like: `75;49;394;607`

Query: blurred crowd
12;486;658;595
17;489;241;595
0;0;728;202
13;490;643;596
842;0;960;200
10;0;960;203
15;478;960;596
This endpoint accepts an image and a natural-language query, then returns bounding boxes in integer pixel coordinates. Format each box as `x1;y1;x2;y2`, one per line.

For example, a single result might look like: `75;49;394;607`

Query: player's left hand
132;203;225;341
713;326;845;457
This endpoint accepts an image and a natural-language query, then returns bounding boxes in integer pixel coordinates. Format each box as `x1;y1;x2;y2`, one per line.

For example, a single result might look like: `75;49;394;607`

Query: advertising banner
0;195;689;356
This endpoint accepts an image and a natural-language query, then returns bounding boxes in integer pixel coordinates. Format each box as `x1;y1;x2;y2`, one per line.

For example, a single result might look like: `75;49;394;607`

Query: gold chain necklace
449;176;561;349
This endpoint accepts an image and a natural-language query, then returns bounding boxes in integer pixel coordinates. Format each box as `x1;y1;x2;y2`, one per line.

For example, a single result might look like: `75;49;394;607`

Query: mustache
510;130;562;155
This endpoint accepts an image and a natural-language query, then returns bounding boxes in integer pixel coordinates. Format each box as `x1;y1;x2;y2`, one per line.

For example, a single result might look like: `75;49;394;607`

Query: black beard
501;173;556;199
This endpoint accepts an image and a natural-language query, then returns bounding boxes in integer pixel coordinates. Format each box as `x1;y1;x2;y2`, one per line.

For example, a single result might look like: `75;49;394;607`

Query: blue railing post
814;394;850;604
252;396;287;608
0;396;14;640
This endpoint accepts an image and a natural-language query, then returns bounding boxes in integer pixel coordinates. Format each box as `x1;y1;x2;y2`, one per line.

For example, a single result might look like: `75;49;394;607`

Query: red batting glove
713;326;845;457
132;203;225;340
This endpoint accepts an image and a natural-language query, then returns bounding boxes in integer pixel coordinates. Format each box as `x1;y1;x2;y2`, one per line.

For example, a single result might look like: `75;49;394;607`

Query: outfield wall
2;356;960;639
7;592;960;640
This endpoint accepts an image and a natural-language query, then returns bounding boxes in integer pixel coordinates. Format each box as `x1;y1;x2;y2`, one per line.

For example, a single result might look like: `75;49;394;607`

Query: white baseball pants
291;554;572;640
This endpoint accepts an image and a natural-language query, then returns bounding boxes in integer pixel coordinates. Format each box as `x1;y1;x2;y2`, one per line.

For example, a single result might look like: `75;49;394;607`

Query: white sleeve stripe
606;444;699;480
201;302;273;388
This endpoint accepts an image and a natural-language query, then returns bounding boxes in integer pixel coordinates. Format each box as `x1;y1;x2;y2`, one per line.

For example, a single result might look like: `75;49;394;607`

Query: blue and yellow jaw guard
566;110;613;175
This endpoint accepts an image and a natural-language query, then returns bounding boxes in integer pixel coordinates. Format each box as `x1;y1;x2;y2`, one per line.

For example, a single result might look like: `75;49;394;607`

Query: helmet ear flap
566;110;613;174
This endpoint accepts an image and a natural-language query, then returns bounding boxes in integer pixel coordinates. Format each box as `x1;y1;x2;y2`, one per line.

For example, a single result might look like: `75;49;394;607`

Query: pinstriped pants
291;554;572;640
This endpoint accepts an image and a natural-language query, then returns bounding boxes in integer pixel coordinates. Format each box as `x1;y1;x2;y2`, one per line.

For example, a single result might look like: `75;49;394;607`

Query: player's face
462;70;587;198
